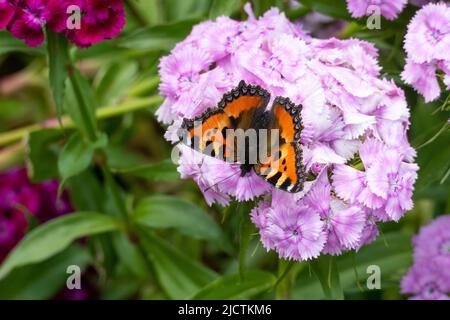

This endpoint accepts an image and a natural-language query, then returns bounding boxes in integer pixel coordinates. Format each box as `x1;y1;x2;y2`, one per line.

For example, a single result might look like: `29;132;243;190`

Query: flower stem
126;76;160;97
0;96;163;147
310;255;344;300
339;22;362;39
274;260;295;299
416;121;450;150
238;201;256;282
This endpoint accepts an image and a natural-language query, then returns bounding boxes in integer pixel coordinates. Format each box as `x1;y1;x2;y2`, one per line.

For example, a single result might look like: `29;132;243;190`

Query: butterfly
179;80;305;193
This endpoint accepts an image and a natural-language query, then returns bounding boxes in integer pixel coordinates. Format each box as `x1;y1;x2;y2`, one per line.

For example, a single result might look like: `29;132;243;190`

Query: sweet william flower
0;168;73;262
7;0;69;47
333;139;418;221
412;215;450;278
256;196;326;261
404;2;450;64
177;145;231;207
159;5;418;261
401;262;450;300
0;0;15;30
66;0;126;47
1;0;125;47
401;215;450;300
346;0;408;20
304;171;366;255
401;3;450;102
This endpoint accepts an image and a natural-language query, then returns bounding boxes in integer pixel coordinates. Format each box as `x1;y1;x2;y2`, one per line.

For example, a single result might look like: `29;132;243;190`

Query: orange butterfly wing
179;81;305;193
181;80;270;161
254;96;305;193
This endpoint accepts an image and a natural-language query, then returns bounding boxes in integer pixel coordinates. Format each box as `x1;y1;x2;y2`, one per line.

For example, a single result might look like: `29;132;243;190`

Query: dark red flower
66;0;125;48
0;0;16;30
7;0;69;47
0;168;73;262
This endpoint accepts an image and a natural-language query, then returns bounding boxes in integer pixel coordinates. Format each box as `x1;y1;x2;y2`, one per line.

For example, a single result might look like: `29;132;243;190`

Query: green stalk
274;260;295;299
238;201;256;282
67;66;98;142
310;255;344;300
126;76;160;97
0;96;163;147
416;121;450;150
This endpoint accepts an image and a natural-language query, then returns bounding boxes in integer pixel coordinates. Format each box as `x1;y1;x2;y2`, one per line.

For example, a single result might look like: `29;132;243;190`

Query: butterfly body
180;80;306;193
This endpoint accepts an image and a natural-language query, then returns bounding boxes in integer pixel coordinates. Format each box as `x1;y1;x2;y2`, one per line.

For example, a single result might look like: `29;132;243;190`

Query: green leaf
103;145;147;170
126;0;165;25
134;195;226;244
416;146;450;192
101;277;142;300
0;212;121;280
209;0;240;19
336;232;412;291
310;255;344;300
292;232;412;299
112;232;150;279
95;61;138;106
251;0;279;17
0;31;45;55
192;270;277;299
47;30;70;121
139;230;218;299
163;0;211;22
299;0;352;20
65;68;98;141
26;128;62;182
117;18;201;51
0;245;91;299
115;159;179;181
67;169;106;212
58;133;95;181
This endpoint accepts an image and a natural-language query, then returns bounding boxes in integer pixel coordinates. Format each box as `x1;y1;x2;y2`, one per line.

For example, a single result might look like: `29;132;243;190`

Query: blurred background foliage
0;0;449;300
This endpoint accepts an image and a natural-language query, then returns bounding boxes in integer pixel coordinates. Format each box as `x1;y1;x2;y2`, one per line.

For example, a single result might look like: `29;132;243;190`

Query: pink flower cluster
157;5;418;261
401;3;450;102
0;0;125;48
401;215;450;300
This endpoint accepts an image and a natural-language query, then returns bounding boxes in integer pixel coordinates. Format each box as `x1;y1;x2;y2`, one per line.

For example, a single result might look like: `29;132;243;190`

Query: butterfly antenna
204;169;241;193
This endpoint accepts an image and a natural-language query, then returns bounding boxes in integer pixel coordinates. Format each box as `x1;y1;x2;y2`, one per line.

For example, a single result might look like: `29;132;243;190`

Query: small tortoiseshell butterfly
179;80;305;193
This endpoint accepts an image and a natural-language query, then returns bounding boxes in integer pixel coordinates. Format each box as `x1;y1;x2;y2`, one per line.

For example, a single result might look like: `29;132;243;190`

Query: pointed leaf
134;195;227;246
139;230;218;299
26;128;62;182
65;69;98;141
58;133;95;181
117;19;201;51
0;212;121;280
47;31;69;121
0;245;91;299
116;160;179;182
192;270;276;300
